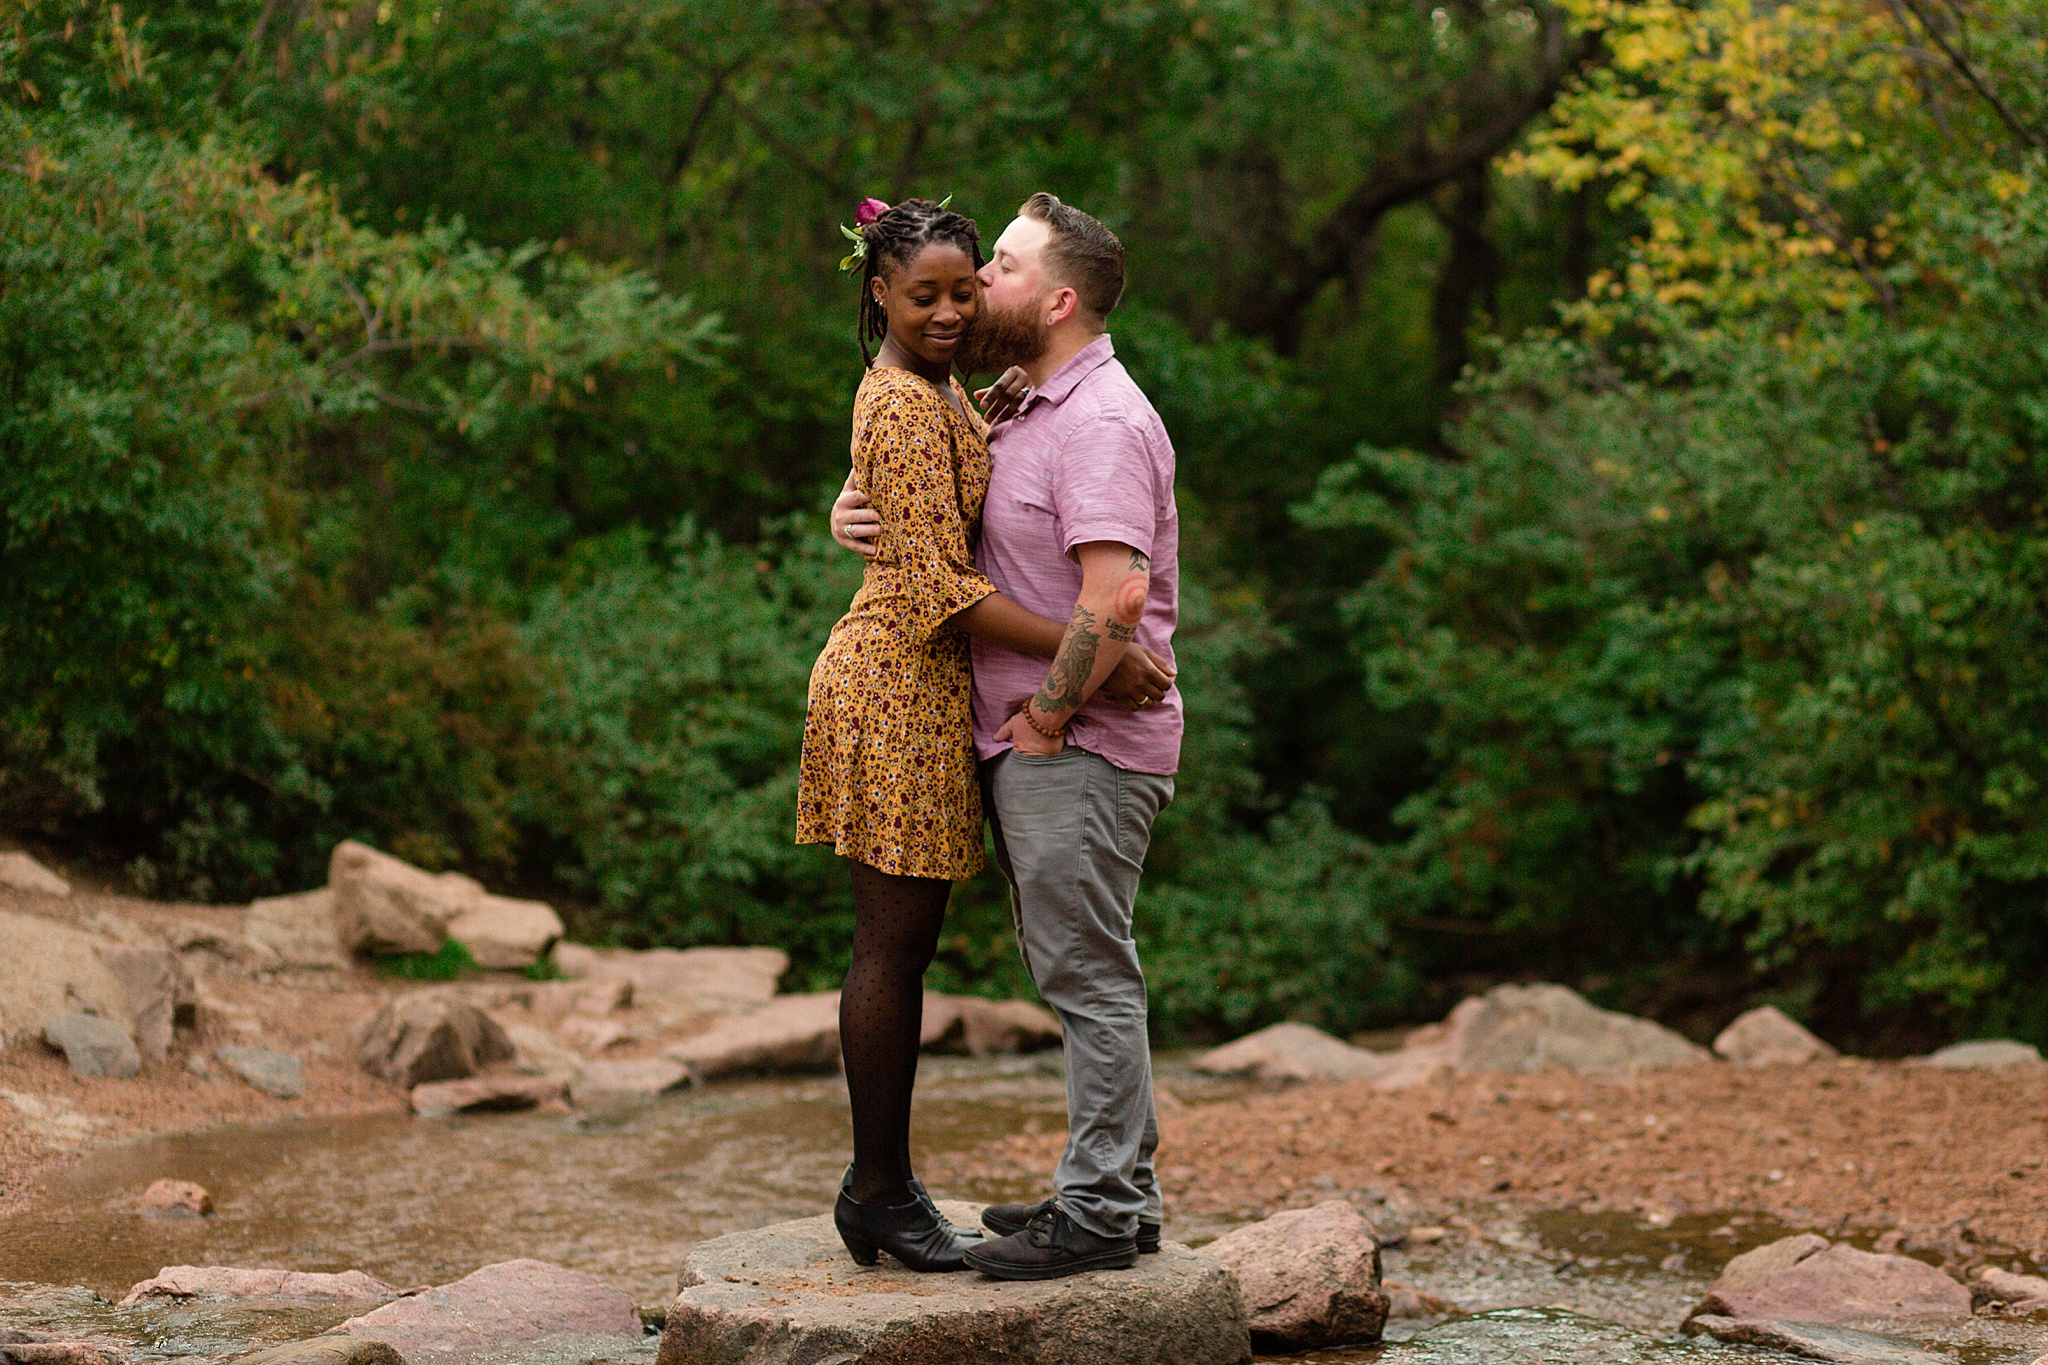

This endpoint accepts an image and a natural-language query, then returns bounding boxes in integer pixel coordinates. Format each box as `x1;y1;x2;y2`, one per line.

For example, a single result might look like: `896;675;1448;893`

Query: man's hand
973;366;1032;426
832;469;881;558
994;707;1065;757
1097;646;1175;710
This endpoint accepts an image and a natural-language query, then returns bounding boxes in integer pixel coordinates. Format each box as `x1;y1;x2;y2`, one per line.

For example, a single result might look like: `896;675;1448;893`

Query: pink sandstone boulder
551;943;786;1005
0;851;70;896
1713;1006;1836;1067
1686;1234;1971;1326
1979;1266;2048;1312
1195;1023;1391;1085
1201;1200;1388;1350
664;992;841;1080
355;991;515;1087
446;894;563;970
409;1074;567;1118
0;1335;122;1365
330;1258;639;1359
120;1266;396;1306
138;1179;212;1217
920;994;1063;1056
329;840;482;956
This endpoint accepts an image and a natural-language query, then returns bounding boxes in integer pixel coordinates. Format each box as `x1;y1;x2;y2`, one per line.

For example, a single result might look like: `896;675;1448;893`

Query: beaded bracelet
1020;703;1066;740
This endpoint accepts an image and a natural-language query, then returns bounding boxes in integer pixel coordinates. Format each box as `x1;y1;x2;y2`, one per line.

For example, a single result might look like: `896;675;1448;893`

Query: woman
796;196;1003;1273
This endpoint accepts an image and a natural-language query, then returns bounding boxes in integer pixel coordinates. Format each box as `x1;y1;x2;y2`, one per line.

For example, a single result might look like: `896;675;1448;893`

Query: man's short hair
1019;192;1124;321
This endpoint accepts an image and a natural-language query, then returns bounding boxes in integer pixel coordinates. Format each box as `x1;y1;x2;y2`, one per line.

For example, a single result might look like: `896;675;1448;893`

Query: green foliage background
3;0;2042;1048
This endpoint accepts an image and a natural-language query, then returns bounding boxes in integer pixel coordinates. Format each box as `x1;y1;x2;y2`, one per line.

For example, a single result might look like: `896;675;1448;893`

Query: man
831;192;1181;1280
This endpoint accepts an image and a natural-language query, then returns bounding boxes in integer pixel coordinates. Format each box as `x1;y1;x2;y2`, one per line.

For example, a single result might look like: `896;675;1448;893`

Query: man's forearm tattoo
1035;604;1102;716
1108;549;1149;643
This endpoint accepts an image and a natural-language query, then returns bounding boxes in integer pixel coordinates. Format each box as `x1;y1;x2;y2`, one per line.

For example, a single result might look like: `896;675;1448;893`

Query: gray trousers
980;746;1174;1239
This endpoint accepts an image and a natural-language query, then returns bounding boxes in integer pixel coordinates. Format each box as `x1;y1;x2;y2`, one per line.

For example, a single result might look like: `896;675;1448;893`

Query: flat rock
237;1338;408;1365
1714;1006;1836;1067
0;910;129;1047
664;992;841;1081
503;1022;589;1078
1917;1039;2043;1068
1201;1200;1387;1350
0;1338;122;1365
570;1057;691;1112
553;944;787;1007
1979;1266;2048;1311
0;851;70;896
355;992;515;1087
1195;1023;1391;1085
139;1178;213;1217
1441;983;1710;1074
656;1202;1251;1365
120;1266;397;1306
42;1013;140;1079
1688;1235;1970;1324
331;1257;640;1360
245;887;350;970
329;840;482;956
557;1015;631;1053
920;995;1063;1056
411;1074;567;1117
447;894;564;971
1382;1281;1458;1320
1687;1316;1952;1364
218;1045;305;1099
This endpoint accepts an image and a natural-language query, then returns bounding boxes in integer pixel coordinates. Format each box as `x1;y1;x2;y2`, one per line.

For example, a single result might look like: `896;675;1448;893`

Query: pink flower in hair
854;197;889;227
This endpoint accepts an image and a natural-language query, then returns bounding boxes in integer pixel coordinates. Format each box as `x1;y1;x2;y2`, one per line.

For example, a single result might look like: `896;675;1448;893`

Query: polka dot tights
840;858;951;1207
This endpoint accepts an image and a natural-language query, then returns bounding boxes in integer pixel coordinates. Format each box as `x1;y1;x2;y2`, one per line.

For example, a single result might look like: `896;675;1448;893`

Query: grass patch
378;938;478;981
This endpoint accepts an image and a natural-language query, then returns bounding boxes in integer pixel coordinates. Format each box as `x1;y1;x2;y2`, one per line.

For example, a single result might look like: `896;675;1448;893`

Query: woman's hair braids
856;199;983;365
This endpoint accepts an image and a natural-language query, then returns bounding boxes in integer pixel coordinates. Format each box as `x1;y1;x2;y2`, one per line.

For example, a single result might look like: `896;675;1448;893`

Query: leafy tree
2;3;718;894
1303;0;2048;1046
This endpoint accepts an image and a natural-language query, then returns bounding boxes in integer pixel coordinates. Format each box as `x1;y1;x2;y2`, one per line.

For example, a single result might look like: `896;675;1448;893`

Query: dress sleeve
855;375;996;645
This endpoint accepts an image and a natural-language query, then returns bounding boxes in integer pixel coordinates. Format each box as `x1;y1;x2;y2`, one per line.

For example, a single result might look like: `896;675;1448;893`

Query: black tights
841;858;951;1207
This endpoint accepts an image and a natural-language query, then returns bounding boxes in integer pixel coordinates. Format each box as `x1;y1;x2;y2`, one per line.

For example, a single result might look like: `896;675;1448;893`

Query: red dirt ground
936;1059;2048;1261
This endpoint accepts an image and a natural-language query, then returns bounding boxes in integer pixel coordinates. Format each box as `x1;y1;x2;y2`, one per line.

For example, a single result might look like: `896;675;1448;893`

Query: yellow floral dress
796;366;995;879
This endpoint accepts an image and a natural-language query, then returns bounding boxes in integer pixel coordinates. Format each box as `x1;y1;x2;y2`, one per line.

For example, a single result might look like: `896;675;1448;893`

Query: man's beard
957;294;1048;374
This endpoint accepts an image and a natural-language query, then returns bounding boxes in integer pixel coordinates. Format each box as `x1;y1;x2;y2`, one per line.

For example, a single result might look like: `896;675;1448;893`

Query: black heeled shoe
908;1177;983;1242
838;1166;980;1244
835;1176;973;1271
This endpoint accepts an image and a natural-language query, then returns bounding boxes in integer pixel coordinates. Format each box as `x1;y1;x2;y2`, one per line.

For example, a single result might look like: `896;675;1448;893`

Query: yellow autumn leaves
1506;0;2035;331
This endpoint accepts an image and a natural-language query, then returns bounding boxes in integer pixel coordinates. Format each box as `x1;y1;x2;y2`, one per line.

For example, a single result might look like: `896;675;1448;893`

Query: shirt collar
1020;334;1115;414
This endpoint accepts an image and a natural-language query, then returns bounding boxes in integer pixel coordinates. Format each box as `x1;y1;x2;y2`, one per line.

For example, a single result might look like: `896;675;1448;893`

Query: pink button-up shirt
971;335;1182;775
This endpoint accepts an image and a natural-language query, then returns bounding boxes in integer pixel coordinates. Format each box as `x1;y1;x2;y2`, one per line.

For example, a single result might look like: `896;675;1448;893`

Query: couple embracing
795;192;1182;1281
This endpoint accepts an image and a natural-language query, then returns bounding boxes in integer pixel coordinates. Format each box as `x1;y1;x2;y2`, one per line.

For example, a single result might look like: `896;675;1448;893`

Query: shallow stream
2;1054;2040;1363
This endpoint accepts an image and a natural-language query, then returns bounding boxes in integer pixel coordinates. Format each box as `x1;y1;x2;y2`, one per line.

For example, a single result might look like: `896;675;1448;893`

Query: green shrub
1301;175;2048;1047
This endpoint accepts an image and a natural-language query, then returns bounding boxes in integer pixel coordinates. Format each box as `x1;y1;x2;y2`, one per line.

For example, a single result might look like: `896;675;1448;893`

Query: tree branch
1231;5;1595;353
1889;0;2043;149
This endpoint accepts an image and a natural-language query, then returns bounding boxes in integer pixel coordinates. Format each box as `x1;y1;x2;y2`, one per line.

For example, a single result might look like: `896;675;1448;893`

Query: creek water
2;1054;2039;1364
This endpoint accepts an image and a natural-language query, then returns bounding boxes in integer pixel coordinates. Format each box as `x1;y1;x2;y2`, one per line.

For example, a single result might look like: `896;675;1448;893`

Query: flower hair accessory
837;195;953;272
838;197;890;272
